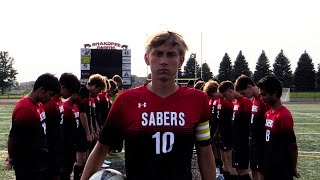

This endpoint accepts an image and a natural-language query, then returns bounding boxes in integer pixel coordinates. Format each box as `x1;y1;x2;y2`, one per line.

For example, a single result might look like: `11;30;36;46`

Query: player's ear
178;56;185;68
144;53;150;65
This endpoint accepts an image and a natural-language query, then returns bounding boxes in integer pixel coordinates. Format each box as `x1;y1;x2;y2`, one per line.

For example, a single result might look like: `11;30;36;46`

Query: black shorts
76;129;88;152
219;135;232;151
15;169;48;180
250;141;264;171
232;147;249;169
63;142;77;165
48;149;63;176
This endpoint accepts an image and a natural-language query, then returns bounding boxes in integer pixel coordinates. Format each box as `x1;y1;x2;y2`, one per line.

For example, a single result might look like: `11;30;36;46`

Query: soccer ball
89;168;125;180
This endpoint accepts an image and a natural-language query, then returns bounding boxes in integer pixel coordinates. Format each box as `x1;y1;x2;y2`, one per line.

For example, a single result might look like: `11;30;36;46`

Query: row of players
5;31;300;180
194;75;300;180
6;72;122;180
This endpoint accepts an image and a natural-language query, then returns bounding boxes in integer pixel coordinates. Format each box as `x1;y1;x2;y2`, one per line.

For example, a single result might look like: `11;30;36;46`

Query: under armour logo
138;102;147;108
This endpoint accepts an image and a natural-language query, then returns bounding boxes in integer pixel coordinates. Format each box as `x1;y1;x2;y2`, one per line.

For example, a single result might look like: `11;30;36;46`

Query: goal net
281;88;290;102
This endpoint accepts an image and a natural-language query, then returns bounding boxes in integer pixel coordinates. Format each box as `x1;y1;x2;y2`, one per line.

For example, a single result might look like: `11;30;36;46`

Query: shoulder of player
278;106;293;117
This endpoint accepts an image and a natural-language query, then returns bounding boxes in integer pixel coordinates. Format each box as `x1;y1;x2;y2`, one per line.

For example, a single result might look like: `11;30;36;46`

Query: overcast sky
1;0;319;82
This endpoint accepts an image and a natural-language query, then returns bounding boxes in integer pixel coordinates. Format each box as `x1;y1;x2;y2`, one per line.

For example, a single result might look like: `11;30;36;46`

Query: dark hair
194;81;205;90
33;73;60;95
108;79;119;94
234;74;255;91
257;75;282;98
218;81;234;93
79;84;89;98
59;72;80;94
187;80;194;86
87;74;106;91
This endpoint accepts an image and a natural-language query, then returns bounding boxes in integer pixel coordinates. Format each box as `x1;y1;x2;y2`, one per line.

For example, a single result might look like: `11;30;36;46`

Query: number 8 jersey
99;84;211;180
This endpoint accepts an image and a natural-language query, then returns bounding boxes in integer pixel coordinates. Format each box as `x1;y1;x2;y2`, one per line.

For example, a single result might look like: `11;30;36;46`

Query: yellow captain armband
196;121;210;141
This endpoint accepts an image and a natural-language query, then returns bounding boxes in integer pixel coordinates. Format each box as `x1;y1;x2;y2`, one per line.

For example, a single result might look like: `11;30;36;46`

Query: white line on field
300;151;320;154
295;123;320;125
296;133;320;135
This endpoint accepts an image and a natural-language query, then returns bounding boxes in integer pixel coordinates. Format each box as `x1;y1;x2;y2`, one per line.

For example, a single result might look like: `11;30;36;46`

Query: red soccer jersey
264;106;296;178
63;100;80;141
99;85;211;180
9;97;48;171
216;97;234;139
250;96;270;142
232;96;252;148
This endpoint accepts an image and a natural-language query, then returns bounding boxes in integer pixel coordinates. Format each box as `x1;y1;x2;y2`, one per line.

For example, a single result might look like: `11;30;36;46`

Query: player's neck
27;91;39;104
147;81;179;98
271;99;282;110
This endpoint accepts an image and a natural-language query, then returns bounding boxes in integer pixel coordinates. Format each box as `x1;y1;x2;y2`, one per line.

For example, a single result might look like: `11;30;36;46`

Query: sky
1;0;320;83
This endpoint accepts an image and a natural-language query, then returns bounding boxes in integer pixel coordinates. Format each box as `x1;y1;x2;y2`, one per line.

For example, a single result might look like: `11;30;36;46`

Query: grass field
0;103;319;179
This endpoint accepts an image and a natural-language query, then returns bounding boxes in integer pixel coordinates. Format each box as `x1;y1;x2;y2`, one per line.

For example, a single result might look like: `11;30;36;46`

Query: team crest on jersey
138;102;147;108
265;119;273;127
233;105;239;111
252;105;258;113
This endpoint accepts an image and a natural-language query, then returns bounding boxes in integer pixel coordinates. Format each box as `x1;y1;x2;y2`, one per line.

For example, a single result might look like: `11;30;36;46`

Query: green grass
0;94;25;99
290;92;320;98
0;103;319;179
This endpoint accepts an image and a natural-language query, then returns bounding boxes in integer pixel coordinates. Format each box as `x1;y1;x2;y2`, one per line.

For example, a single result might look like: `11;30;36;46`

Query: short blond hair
145;31;188;58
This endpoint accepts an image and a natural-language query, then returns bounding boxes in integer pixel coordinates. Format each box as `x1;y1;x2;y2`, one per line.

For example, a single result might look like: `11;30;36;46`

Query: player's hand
293;168;301;178
87;134;93;143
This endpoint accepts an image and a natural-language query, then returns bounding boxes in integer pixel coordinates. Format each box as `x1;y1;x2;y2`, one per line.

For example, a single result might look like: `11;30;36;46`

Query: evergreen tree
183;53;200;79
273;49;293;88
0;51;18;94
218;53;233;82
253;50;272;83
293;51;316;91
201;63;213;81
232;50;252;82
315;64;320;90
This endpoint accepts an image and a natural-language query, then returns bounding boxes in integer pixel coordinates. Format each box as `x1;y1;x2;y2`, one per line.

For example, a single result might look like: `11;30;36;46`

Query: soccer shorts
249;141;264;171
232;147;250;169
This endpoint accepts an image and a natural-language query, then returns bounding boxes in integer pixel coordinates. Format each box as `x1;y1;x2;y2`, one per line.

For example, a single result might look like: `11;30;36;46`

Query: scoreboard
80;48;132;88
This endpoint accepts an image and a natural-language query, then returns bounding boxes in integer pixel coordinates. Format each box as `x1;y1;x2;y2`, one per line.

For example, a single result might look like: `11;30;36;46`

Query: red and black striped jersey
232;96;252;148
250;96;270;142
63;100;80;141
99;84;211;180
264;106;296;178
9;97;48;171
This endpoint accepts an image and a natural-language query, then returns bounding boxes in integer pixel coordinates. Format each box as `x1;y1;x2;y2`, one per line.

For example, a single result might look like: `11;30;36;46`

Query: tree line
1;50;320;94
181;50;320;91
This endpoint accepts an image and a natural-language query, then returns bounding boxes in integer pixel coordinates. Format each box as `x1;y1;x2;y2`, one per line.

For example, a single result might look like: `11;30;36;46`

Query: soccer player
235;74;270;180
108;79;119;102
73;84;91;180
257;75;300;180
112;74;123;91
230;80;252;180
95;76;112;128
44;72;81;180
203;80;223;174
6;73;60;180
61;82;81;180
217;81;238;180
81;31;216;180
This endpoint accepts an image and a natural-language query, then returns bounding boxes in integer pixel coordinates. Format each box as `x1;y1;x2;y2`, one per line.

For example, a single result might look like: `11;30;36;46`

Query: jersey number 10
152;132;175;154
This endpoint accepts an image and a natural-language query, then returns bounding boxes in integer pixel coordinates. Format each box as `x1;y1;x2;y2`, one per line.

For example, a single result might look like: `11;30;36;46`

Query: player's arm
197;145;216;180
288;133;300;178
80;112;92;142
7;107;34;169
81;142;110;180
195;121;216;180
